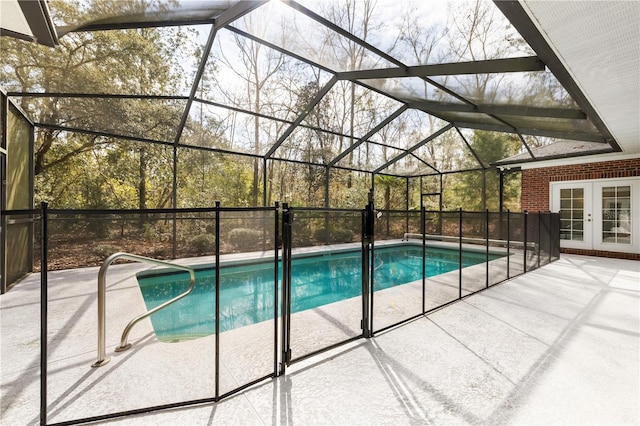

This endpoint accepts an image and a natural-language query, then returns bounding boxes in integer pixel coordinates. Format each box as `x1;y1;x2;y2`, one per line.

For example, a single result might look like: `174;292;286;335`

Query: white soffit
0;0;33;38
521;0;640;154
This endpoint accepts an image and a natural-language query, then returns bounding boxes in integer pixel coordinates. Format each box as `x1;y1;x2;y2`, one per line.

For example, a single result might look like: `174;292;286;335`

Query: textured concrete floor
1;254;638;425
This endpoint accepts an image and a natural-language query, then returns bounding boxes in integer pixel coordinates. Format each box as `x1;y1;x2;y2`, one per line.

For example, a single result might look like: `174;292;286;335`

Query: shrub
189;234;216;254
151;246;169;258
313;227;354;243
92;244;121;259
228;228;262;251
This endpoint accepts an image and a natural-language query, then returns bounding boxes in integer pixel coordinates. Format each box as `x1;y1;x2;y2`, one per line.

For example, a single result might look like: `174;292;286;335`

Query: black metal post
499;170;505;241
438;174;443;235
40;202;48;426
537;211;541;269
523;211;528;273
499;170;504;213
285;207;292;366
365;193;375;335
280;204;288;376
421;206;426;313
548;213;553;264
280;203;292;374
507;210;511;279
214;201;220;399
458;208;462;299
485;209;489;288
361;210;370;338
273;202;279;377
405;178;409;235
172;146;177;259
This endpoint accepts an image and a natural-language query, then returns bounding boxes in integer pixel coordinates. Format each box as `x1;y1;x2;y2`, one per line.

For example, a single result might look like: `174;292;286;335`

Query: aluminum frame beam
373;124;454;173
517;133;536;159
453;121;606;143
337;57;545;80
9;92;190;101
283;0;403;69
265;75;339;158
409;101;586;120
493;146;615;167
215;1;269;29
327;105;409;167
455;127;486;169
173;25;218;145
408;152;441;174
494;0;619;151
58;1;267;34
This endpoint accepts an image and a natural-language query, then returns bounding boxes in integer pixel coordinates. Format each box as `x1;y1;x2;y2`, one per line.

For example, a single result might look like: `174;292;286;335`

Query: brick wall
521;157;640;260
521;158;640;211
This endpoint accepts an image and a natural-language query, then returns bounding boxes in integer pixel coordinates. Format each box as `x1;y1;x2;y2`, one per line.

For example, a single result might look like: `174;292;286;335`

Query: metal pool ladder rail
92;252;196;368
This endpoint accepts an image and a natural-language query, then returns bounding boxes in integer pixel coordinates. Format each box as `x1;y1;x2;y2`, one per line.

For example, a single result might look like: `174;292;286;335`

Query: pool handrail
92;252;196;368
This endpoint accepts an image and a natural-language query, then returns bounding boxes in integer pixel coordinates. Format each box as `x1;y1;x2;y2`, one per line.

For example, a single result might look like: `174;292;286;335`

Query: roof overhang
0;0;58;47
495;0;639;157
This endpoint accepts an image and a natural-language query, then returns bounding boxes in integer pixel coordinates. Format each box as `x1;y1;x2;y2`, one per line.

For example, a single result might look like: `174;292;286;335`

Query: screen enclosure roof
2;0;630;177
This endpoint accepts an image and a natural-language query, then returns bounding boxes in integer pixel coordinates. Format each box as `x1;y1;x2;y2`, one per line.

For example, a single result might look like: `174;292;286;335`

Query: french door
551;177;639;254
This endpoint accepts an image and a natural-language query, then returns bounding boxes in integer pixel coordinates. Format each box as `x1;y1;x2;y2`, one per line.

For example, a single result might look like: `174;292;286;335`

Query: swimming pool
137;245;499;341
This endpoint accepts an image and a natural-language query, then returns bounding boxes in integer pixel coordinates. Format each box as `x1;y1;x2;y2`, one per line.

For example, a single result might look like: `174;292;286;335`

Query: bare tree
213;15;286;205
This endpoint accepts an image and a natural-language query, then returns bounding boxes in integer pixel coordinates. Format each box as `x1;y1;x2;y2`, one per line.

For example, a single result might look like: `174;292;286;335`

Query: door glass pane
602;186;632;244
617;187;631;198
559;187;586;242
602;187;616;197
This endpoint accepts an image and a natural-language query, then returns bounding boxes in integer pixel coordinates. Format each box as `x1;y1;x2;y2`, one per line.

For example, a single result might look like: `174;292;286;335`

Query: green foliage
312;227;354;244
374;175;406;210
177;150;253;207
92;244;121;259
228;228;262;251
444;131;522;211
188;234;216;254
1;0;197;209
2;0;533;213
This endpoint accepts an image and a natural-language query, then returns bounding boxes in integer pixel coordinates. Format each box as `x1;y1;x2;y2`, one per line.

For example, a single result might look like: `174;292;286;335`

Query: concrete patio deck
1;254;638;425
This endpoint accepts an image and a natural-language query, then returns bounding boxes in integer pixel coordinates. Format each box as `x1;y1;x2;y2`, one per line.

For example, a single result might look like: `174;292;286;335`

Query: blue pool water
137;245;498;341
